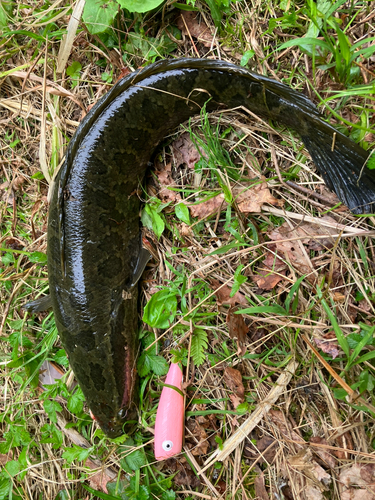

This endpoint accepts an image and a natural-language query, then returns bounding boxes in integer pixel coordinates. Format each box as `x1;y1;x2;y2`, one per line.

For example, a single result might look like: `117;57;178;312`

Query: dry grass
1;0;375;499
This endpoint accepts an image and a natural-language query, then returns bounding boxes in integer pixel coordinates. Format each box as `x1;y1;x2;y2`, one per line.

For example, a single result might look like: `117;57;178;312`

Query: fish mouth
92;405;138;439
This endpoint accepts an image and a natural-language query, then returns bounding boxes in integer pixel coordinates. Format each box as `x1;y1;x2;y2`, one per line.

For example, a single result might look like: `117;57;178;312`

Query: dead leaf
226;306;248;343
39;360;65;389
13;176;25;191
115;66;131;82
0;454;11;466
172;132;205;170
177;12;214;48
178;222;193;238
334;430;354;459
5;237;24;251
234;179;284;213
186;419;209;456
155;161;182;203
269;410;305;449
314;332;340;360
339;464;375;500
254;466;270;500
253;250;288;290
167;458;201;488
188;193;225;219
244;435;277;464
309;437;337;469
0;182;15;205
210;279;248;306
267;216;344;280
216;480;227;494
288;449;331;492
304;486;324;500
223;367;245;402
87;460;111;494
229;393;243;409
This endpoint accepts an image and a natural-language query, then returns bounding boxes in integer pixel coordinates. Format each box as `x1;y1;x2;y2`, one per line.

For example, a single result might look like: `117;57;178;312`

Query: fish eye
162;440;173;452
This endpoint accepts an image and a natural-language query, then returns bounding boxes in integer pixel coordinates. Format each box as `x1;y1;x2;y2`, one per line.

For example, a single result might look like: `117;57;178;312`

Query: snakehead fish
40;58;373;438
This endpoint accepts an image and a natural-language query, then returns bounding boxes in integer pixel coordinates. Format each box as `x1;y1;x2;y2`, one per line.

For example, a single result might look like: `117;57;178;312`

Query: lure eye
162;440;173;452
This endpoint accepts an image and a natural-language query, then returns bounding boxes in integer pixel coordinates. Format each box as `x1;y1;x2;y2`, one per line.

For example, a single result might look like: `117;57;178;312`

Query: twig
200;359;299;473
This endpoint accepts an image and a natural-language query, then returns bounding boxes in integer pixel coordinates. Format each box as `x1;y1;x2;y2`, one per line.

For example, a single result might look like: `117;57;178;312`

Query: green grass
1;0;375;498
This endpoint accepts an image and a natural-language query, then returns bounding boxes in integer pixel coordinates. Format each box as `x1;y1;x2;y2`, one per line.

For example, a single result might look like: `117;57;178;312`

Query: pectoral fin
23;295;52;313
130;247;151;288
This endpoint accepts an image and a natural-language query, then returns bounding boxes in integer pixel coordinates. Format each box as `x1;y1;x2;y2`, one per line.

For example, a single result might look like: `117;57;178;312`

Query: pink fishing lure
154;363;184;461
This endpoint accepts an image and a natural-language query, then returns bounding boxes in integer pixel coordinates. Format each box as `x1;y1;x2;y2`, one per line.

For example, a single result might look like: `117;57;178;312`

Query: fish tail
300;119;375;214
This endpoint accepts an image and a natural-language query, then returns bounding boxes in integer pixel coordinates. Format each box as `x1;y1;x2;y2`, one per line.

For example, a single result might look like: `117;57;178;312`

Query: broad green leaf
43;399;63;423
124;446;147;471
137;352;168;376
4;460;20;477
83;0;118;34
142;289;177;328
230;264;247;297
142;204;165;239
175;202;190;225
367;152;375;170
0;477;11;499
137;352;152;377
62;444;93;464
67;387;84;415
162;491;176;500
116;0;164;13
29;251;47;264
0;2;8;28
236;402;249;414
147;354;169;375
240;50;255;66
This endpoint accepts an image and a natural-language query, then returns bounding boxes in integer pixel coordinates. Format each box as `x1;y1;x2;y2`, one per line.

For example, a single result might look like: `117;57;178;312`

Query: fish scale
45;58;374;438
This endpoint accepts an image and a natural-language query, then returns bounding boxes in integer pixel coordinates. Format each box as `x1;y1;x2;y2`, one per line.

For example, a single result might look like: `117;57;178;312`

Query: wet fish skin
46;58;374;438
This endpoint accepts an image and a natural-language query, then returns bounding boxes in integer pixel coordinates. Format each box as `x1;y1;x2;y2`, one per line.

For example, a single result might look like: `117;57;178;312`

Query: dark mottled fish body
47;59;374;438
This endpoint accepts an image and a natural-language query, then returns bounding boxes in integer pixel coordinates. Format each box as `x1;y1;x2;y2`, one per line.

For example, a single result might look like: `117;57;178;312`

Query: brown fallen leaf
0;182;15;205
309;437;337;469
186;419;209;456
253;250;288;290
171;132;206;170
314;332;341;360
87;459;112;494
226;306;248;344
223;367;245;402
339;463;375;500
115;66;131;82
269;410;305;450
254;466;270;500
155;161;182;203
0;453;11;466
229;393;243;409
268;225;312;276
177;12;214;48
210;279;248;306
288;449;331;492
166;458;201;488
188;193;225;219
304;486;325;500
244;435;278;464
234;179;284;213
